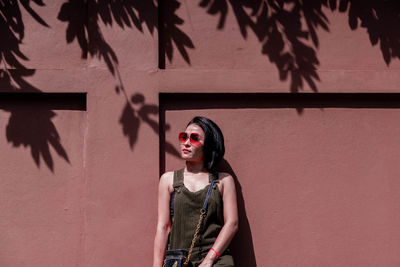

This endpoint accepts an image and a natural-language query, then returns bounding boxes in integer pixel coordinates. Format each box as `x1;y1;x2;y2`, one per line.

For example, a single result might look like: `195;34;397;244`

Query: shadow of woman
216;159;257;267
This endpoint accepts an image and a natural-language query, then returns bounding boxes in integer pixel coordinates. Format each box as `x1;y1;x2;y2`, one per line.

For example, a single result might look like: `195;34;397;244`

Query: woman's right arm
153;172;173;267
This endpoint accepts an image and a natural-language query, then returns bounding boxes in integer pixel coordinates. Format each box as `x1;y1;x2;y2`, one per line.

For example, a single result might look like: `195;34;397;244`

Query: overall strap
209;172;220;190
203;173;217;211
170;169;185;220
173;168;185;188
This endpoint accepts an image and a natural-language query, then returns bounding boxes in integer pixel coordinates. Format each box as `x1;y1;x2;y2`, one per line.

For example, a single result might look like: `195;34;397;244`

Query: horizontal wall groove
0;92;87;110
160;93;400;110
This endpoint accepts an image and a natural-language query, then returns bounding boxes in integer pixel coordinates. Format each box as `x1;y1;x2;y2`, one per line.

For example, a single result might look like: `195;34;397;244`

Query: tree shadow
200;0;400;92
5;106;69;172
119;93;180;156
334;0;400;65
58;0;189;154
215;159;257;267
6;0;398;169
159;0;195;67
0;1;48;70
57;0;194;69
0;2;69;172
200;0;326;92
58;0;118;74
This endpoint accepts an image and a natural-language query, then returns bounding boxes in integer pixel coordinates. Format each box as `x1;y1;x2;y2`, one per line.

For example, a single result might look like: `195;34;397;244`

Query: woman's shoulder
215;172;235;195
160;168;184;179
216;172;234;186
217;172;233;181
160;171;174;180
159;171;175;192
160;171;176;183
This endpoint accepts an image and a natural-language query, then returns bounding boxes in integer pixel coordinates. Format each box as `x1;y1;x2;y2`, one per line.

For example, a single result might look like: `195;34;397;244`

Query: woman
153;116;238;267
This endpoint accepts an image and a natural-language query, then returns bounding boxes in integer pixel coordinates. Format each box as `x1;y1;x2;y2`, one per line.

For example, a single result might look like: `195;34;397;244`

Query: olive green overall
168;169;234;267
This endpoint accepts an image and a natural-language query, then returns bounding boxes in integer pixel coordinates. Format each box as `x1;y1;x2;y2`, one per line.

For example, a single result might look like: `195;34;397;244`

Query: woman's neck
185;161;207;174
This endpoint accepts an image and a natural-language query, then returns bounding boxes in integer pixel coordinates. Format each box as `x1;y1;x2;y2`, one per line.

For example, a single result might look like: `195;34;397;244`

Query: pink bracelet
210;247;220;259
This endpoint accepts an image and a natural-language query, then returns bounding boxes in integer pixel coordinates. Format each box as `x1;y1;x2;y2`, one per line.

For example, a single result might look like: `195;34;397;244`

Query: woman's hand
198;248;218;267
198;173;238;267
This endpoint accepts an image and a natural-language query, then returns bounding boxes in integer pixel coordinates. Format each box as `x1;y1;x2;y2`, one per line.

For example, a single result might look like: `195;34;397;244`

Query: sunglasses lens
179;132;188;142
190;133;200;142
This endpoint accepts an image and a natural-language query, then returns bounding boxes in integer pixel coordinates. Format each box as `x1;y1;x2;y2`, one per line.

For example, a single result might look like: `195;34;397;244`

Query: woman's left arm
199;173;239;267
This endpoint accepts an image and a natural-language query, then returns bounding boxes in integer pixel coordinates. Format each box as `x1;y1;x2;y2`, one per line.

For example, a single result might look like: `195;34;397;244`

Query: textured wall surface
1;1;400;266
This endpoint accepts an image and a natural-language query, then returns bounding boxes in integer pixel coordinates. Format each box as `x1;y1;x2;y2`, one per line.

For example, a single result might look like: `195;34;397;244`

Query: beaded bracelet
210;247;220;259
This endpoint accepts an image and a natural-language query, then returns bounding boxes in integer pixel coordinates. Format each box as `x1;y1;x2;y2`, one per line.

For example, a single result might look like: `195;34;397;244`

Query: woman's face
179;123;205;163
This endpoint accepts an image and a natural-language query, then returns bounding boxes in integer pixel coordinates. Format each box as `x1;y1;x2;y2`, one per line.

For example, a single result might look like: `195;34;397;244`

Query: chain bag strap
183;174;216;265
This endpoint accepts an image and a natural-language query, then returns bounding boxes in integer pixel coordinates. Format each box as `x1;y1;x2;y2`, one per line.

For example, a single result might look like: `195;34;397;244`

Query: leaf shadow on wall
159;0;195;67
0;2;69;172
216;159;257;267
200;0;400;92
57;0;186;156
119;93;180;156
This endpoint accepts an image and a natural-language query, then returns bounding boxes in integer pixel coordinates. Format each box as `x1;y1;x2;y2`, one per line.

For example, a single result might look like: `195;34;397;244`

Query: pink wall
1;1;400;266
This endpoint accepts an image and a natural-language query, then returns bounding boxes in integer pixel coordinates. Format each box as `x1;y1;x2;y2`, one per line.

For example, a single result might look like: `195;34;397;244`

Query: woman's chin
181;153;191;160
181;154;201;161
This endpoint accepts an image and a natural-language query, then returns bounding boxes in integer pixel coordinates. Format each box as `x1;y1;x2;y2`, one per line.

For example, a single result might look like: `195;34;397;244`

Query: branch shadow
58;0;187;155
159;0;195;67
334;0;400;65
200;0;326;92
5;105;70;172
0;2;69;172
57;0;195;68
119;93;180;157
200;0;400;92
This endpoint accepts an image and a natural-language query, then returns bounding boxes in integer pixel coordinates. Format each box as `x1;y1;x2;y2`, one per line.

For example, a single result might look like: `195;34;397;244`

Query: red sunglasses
178;132;202;145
